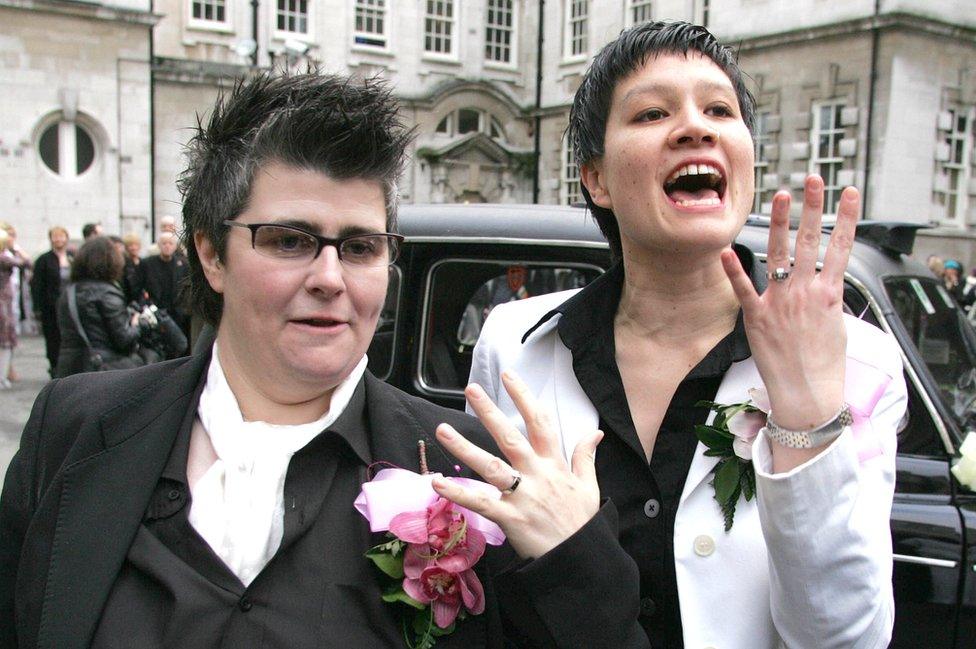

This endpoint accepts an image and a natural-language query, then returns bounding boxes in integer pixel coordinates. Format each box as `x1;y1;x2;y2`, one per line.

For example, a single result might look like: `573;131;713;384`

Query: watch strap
764;404;853;449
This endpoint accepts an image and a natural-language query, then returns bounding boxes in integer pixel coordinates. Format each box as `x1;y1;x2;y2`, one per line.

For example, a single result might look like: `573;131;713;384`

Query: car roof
398;203;933;309
398;203;608;246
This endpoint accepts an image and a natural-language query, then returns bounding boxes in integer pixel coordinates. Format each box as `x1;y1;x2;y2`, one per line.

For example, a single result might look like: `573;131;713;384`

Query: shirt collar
521;243;758;374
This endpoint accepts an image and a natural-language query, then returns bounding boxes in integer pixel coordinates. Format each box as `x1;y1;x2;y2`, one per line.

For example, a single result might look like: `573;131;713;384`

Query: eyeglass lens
251;225;395;266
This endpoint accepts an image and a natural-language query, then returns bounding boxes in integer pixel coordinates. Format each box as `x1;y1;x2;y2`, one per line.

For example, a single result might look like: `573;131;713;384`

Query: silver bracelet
764;404;853;449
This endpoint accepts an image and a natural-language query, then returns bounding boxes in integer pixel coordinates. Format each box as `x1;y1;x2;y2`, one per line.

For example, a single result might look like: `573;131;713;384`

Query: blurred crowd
926;254;976;315
0;217;190;386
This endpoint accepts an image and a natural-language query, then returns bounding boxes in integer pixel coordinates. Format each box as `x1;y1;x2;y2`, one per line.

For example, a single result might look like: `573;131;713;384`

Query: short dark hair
569;21;757;258
178;72;414;325
71;236;124;283
82;223;101;239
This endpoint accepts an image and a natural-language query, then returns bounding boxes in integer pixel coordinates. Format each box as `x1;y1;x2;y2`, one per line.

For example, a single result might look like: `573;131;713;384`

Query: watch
764;405;853;449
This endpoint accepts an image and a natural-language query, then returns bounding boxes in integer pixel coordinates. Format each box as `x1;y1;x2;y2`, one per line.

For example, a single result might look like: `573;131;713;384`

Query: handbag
66;284;143;372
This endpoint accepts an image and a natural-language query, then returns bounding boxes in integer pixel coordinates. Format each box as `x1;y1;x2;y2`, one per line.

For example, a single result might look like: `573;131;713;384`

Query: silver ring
766;267;790;282
501;471;522;495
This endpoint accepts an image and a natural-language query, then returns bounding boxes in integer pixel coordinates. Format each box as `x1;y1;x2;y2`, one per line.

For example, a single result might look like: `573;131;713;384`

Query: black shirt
545;247;757;648
90;378;417;648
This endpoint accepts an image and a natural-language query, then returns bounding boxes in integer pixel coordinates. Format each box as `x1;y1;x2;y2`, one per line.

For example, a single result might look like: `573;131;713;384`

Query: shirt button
693;535;716;557
643;498;660;519
238;596;253;612
638;596;656;619
167;489;181;501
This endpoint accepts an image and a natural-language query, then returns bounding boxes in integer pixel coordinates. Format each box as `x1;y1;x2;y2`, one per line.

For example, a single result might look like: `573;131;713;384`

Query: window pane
458;109;479;134
76;125;94;175
39;124;59;174
422;262;602;390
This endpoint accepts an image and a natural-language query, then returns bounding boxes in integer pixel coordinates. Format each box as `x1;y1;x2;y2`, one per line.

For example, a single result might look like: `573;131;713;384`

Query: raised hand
431;372;603;559
721;174;857;436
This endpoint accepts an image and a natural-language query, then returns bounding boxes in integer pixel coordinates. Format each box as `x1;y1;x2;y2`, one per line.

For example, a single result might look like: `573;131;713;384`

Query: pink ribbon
354;468;506;546
845;357;892;464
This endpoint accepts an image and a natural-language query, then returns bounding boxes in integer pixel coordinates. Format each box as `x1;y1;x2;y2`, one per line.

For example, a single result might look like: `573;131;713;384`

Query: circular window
37;121;96;177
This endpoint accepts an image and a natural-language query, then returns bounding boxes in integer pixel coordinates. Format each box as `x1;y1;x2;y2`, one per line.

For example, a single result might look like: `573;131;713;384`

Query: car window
420;260;602;393
366;265;402;380
884;275;976;433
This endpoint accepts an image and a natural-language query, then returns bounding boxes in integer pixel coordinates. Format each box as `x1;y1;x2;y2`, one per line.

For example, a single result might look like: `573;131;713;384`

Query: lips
663;160;727;207
290;317;348;329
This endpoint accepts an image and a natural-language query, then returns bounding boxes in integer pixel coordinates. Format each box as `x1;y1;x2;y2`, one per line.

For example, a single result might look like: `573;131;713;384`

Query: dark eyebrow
264;219;385;237
621;80;736;105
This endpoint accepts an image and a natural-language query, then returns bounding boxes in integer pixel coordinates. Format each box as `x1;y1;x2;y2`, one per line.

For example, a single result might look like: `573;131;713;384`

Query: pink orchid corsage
355;468;505;648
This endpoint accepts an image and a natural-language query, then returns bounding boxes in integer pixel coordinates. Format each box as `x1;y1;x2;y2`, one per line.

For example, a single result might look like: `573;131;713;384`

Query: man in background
133;231;190;341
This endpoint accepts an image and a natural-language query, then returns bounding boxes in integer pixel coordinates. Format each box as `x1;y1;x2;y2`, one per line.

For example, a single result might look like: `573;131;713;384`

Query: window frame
422;0;459;61
272;0;312;41
416;257;605;397
562;0;589;63
187;0;233;32
484;0;518;69
625;0;652;27
753;110;776;215
808;99;847;216
36;115;99;181
560;133;582;205
936;106;975;227
352;0;389;51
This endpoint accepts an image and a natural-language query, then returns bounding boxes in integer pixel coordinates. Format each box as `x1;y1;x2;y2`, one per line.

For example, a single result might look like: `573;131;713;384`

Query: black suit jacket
29;251;70;320
0;351;646;649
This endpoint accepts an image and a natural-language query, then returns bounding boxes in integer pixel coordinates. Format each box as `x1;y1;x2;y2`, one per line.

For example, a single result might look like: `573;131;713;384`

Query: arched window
37;118;97;179
434;108;507;142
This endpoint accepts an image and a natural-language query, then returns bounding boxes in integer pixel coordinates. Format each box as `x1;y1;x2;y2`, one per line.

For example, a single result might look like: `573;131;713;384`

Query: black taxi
366;202;976;649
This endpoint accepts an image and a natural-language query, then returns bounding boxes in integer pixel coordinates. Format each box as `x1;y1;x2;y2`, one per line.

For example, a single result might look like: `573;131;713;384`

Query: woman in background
55;236;141;377
0;228;30;388
31;226;73;376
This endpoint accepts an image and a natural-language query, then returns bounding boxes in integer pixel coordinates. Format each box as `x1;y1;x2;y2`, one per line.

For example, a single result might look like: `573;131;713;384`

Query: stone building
1;0;974;265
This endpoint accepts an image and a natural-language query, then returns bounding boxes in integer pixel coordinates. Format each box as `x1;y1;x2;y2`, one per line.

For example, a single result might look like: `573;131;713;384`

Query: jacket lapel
37;354;209;649
679;357;763;506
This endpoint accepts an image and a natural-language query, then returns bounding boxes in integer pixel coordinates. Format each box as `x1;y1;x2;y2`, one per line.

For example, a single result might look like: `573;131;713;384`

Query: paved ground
0;334;50;489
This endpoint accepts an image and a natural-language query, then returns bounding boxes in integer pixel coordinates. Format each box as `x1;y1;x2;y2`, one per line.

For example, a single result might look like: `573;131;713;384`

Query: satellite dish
233;39;257;58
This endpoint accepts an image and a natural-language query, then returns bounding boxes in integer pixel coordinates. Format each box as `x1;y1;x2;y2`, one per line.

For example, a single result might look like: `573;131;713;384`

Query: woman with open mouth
431;20;907;649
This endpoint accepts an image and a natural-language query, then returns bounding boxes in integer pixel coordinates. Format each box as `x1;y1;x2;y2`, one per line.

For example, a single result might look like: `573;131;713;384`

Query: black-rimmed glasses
223;221;403;267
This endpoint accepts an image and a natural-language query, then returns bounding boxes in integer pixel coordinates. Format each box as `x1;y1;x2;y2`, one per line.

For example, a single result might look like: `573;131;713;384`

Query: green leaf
703;448;733;458
721;483;742;532
713;458;741;505
695;424;733;450
366;547;405;579
381;585;425;610
742;465;757;501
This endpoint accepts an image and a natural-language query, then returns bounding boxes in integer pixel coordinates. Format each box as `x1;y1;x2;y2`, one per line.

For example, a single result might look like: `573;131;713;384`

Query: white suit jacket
468;289;907;649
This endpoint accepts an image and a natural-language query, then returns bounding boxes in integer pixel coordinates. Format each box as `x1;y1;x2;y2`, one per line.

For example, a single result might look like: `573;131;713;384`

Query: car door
857;275;975;649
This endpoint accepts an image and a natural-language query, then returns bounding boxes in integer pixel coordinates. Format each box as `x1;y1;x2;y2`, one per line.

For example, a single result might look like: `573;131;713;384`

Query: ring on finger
766;266;791;282
501;470;522;495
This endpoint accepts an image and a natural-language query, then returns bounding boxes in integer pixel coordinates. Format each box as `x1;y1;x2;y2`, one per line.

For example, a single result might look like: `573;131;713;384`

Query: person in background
53;236;142;378
0;223;32;382
134;231;191;342
82;223;103;241
943;259;966;302
121;232;143;303
0;228;30;389
31;226;73;377
927;254;945;280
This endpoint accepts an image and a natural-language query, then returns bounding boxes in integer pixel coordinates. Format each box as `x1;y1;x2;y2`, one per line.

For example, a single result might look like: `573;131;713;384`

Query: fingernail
438;425;455;440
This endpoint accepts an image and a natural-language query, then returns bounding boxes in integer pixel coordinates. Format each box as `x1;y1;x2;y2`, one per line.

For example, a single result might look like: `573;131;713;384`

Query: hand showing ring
721;174;855;458
431;371;604;559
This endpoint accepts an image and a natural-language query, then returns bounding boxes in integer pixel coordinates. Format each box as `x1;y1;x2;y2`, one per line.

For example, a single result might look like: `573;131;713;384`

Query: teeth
674;197;722;207
667;163;722;184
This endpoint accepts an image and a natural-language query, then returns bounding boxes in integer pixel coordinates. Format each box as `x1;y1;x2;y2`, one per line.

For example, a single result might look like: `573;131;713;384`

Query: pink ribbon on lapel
354;467;506;546
845;356;893;464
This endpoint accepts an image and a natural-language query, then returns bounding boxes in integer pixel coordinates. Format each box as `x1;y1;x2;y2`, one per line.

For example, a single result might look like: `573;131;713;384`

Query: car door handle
893;553;958;569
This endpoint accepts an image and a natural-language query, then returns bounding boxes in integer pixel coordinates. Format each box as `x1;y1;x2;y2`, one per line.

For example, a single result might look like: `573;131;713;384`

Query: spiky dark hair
568;21;756;259
178;72;414;325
